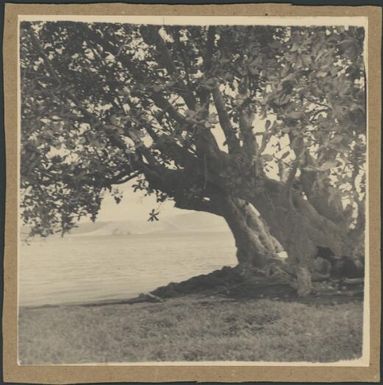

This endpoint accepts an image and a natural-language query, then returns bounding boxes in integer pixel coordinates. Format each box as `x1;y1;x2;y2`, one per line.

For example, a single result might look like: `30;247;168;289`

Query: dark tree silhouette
20;22;366;294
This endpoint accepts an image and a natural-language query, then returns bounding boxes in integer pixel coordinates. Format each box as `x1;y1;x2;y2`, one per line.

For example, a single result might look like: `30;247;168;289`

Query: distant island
21;211;231;240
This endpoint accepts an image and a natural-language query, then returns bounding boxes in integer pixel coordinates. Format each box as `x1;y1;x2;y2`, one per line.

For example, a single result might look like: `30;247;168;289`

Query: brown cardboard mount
3;3;381;383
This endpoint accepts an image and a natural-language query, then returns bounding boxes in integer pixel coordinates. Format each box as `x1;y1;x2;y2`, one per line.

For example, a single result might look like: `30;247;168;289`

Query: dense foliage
20;21;365;260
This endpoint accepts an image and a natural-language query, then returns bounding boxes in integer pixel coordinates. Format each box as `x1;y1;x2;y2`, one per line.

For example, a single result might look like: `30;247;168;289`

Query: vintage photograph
18;15;368;365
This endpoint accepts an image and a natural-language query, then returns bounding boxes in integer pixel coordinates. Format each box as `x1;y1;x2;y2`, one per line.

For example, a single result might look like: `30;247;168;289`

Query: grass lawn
18;295;363;364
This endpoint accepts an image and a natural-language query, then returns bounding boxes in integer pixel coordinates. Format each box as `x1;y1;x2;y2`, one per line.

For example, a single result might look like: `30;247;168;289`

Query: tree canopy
20;21;366;263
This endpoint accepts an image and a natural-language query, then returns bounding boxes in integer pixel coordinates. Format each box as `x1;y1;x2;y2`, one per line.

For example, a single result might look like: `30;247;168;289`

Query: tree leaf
280;151;290;160
318;160;338;171
262;154;274;162
286;111;304;120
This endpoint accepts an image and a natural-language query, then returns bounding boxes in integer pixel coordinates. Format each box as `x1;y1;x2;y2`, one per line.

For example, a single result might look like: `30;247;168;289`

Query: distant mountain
170;212;229;232
66;211;230;237
68;219;171;236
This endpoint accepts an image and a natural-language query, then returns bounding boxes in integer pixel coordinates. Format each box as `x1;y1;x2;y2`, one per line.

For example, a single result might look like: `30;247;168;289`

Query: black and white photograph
17;14;369;366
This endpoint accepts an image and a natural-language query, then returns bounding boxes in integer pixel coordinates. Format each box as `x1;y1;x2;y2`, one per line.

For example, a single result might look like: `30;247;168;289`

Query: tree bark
246;181;347;262
219;196;283;270
208;178;348;295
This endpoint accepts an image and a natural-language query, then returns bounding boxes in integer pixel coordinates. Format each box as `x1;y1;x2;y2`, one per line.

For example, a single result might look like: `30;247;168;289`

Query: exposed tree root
148;266;364;305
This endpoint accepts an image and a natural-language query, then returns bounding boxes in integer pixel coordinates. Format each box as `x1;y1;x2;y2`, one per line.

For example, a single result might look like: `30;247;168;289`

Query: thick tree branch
174;196;221;216
239;105;258;158
211;85;241;153
155;134;198;167
284;134;306;190
286;148;306;189
80;26;189;128
141;26;197;110
28;24;232;217
149;92;187;125
109;170;142;185
204;26;216;73
195;26;216;110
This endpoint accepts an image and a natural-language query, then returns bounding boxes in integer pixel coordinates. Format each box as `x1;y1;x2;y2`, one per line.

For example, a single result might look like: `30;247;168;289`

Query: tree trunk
249;180;346;259
220;195;283;270
214;179;348;296
171;164;351;296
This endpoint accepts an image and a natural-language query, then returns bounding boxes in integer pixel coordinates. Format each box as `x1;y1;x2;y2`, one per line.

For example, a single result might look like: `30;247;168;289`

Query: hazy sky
95;180;183;222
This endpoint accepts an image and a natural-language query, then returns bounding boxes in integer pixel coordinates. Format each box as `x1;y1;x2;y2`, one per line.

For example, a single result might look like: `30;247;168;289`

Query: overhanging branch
174;195;221;216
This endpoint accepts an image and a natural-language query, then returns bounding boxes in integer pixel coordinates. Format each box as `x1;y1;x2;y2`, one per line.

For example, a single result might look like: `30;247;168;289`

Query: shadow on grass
18;266;364;364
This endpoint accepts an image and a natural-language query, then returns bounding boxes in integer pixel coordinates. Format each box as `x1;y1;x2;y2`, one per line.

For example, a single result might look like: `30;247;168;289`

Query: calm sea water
19;232;236;307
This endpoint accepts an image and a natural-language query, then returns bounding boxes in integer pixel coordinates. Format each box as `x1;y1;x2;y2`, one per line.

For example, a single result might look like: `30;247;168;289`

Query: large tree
20;22;366;294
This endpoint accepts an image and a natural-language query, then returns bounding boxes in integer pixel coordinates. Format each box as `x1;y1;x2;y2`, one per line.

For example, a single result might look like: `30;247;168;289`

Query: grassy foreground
18;295;363;364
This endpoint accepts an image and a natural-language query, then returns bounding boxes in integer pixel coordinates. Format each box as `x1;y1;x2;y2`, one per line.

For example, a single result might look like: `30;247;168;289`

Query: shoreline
19;296;145;310
19;265;365;310
19;286;364;311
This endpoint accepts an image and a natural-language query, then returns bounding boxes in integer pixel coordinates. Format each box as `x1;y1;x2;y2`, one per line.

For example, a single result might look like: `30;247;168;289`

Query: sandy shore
18;295;363;364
